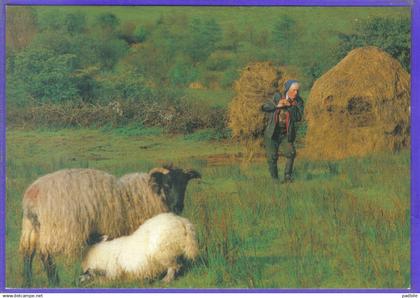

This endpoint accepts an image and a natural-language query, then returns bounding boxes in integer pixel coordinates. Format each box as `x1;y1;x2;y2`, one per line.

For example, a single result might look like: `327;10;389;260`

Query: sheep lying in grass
19;166;201;287
79;213;199;284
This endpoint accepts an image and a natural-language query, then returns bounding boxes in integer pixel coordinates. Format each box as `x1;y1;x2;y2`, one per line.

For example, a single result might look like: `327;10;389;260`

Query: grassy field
6;128;410;288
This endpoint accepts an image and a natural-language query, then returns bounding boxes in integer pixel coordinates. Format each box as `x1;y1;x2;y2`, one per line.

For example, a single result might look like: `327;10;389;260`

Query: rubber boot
283;157;295;183
268;163;279;180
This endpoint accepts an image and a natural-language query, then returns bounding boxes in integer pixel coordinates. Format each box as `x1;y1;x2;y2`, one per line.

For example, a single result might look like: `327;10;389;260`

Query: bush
6;90;229;134
98;69;153;102
133;25;148;43
169;59;199;87
206;51;232;71
14;47;78;103
64;12;87;34
168;100;227;134
184;128;231;141
95;12;120;34
220;69;240;89
94;37;129;70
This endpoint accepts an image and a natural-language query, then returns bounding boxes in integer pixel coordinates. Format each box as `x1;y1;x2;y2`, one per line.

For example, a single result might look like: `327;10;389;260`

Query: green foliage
272;15;297;45
14;47;78;103
37;10;66;31
185;18;222;63
6;6;411;129
94;37;129;70
335;16;410;71
133;25;148;42
64;12;87;34
117;21;136;44
95;12;120;33
72;66;101;102
98;69;152;102
220;68;240;89
169;59;199;87
205;51;232;71
6;7;37;52
219;24;241;52
272;15;298;61
32;30;98;67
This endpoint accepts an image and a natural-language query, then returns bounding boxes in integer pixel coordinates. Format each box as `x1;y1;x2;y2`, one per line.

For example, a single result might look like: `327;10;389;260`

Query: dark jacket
261;92;304;142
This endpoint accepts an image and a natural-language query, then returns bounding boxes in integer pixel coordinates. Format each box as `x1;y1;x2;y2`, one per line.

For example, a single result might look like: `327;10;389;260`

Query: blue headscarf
284;80;299;96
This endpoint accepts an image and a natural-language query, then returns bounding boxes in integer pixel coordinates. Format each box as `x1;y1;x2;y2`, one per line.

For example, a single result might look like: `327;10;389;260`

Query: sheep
79;212;199;284
19;165;201;287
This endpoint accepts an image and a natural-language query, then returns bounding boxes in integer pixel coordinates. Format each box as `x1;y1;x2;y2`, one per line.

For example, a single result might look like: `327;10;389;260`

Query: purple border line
1;0;6;292
411;0;420;294
0;0;418;294
0;288;416;293
3;0;413;6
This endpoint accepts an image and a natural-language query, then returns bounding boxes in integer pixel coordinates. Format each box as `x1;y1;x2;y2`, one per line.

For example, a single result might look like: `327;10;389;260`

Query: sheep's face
150;167;201;214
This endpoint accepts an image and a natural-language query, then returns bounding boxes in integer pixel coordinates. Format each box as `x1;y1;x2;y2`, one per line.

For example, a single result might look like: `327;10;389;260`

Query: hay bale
304;46;410;160
189;82;205;89
227;62;297;160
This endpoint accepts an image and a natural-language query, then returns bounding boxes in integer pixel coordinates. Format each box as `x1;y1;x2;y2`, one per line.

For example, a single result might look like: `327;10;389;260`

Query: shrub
14;47;78;103
206;51;232;71
118;21;137;44
335;16;410;71
93;37;129;70
95;12;120;34
97;70;153;102
220;69;239;89
169;59;199;87
185;18;222;63
133;25;148;43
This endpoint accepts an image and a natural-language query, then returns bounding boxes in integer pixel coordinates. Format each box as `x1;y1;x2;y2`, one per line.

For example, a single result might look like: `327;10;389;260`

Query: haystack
304;46;410;160
228;62;298;160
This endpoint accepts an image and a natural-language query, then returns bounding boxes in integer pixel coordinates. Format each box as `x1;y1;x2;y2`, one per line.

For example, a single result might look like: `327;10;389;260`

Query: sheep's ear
185;169;201;180
150;172;165;193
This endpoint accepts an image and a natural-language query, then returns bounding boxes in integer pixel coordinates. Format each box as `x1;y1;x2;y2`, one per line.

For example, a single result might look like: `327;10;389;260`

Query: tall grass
5;128;410;288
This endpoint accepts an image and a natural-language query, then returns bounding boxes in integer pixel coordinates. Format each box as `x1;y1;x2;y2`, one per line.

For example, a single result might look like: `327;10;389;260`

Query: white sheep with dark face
79;213;199;284
19;166;201;287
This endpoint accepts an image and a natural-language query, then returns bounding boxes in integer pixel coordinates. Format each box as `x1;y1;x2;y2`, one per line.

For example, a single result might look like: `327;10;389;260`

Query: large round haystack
228;62;298;160
304;46;410;160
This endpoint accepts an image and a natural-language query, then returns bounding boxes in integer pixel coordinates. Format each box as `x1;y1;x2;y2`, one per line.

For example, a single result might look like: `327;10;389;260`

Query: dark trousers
264;125;296;180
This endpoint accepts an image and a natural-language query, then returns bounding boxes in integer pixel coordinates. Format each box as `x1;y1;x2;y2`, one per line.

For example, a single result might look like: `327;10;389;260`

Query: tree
94;37;129;70
185;18;222;63
272;15;298;59
335;16;410;71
